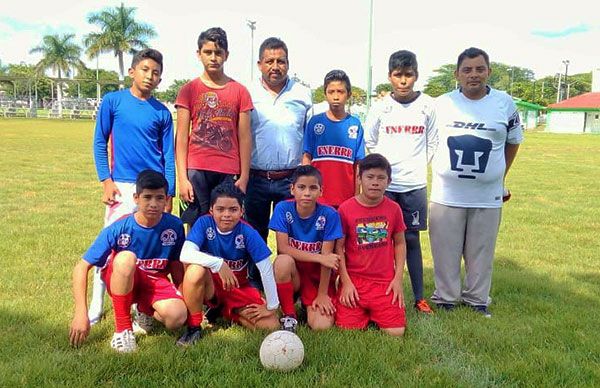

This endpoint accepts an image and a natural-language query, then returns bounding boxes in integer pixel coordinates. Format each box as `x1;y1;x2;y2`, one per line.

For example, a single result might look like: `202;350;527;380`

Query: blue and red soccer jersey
186;215;272;282
269;200;343;278
83;213;185;274
303;113;366;207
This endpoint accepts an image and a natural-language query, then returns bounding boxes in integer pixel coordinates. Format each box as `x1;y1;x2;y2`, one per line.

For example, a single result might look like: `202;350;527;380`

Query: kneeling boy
336;154;407;336
69;170;187;352
270;166;343;332
177;182;280;346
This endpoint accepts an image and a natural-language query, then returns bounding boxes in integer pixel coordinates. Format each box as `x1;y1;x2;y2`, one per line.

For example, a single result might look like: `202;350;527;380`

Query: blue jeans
244;174;293;289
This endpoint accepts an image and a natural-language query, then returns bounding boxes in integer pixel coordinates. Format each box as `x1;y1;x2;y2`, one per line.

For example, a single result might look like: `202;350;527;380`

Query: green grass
1;118;599;386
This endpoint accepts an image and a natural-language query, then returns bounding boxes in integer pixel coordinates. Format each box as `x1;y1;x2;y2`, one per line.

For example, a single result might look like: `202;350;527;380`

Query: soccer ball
259;330;304;371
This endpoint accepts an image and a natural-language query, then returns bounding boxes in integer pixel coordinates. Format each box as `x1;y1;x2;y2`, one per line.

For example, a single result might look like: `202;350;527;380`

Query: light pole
562;60;570;101
366;0;374;110
96;55;101;102
247;20;257;81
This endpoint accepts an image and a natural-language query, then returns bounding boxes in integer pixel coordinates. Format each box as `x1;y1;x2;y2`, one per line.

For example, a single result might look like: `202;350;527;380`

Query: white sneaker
111;329;137;353
280;316;298;333
132;307;154;335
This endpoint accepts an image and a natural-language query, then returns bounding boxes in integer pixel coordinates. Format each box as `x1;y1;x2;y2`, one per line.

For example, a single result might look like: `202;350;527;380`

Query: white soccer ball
259;330;304;371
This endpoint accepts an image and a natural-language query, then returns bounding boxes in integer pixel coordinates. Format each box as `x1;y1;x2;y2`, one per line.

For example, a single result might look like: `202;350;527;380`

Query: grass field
0;118;599;386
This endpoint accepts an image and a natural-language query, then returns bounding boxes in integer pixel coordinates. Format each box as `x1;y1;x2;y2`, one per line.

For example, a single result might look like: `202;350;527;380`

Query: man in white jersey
365;50;438;314
429;47;522;318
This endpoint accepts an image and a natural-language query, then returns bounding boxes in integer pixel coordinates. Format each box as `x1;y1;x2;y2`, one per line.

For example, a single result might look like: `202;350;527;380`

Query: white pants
429;203;501;306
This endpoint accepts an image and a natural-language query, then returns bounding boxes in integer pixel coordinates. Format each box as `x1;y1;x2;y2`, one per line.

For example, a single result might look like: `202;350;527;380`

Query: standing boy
429;47;522;318
89;49;175;324
303;70;365;208
69;170;187;352
364;50;437;314
270;166;343;332
177;182;280;346
335;154;407;336
176;27;253;225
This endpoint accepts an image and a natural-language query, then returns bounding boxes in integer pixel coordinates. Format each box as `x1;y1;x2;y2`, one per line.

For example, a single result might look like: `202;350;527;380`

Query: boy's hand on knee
243;303;275;323
339;281;359;308
386;278;404;308
311;294;336;316
218;263;239;291
319;253;340;270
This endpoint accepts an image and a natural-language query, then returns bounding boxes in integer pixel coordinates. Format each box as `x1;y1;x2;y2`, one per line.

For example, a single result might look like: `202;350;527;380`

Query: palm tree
84;3;157;89
30;33;85;115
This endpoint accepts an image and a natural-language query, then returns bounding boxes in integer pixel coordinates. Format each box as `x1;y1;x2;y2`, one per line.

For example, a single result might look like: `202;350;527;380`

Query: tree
423;64;456;97
4;63;52;101
312;85;367;105
78;67;120;98
84;3;157;89
30;33;85;114
375;83;392;96
155;79;189;102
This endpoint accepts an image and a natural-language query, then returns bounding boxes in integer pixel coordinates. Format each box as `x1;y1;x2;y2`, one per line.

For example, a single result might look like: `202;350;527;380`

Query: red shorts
335;275;406;329
296;262;335;306
209;274;265;322
102;261;182;316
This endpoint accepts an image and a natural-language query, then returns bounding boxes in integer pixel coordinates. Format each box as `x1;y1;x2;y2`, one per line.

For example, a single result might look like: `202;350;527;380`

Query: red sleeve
175;80;192;110
238;84;254;113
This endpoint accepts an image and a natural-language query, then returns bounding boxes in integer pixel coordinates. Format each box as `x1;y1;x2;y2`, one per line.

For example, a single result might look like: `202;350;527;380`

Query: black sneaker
435;303;456;311
469;305;492;318
280;315;298;333
176;326;202;347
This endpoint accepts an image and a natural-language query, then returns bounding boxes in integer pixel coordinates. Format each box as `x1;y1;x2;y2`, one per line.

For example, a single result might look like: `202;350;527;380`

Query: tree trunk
57;69;63;117
118;51;124;90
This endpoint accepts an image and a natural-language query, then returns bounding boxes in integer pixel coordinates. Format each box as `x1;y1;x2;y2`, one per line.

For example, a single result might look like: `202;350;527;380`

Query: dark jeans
181;169;234;226
244;174;293;289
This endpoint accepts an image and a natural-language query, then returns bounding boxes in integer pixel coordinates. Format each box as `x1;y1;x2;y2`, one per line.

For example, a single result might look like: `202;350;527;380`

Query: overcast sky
1;0;599;91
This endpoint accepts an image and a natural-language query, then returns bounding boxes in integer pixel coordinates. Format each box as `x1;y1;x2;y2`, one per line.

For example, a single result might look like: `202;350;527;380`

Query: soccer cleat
110;329;137;353
132;307;154;335
435;303;456;311
280;316;298;333
469;305;492;318
176;326;202;347
414;299;434;314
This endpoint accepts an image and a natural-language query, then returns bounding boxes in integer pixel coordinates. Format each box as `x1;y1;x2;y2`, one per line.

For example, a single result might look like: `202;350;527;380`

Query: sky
1;0;599;92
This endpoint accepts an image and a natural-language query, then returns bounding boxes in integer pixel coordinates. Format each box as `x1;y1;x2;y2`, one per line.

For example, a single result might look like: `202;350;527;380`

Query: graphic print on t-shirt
447;135;493;180
191;92;235;152
356;217;389;247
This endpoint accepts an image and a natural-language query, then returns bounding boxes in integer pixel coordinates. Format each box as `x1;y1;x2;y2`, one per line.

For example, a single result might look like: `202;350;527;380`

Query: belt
250;168;295;180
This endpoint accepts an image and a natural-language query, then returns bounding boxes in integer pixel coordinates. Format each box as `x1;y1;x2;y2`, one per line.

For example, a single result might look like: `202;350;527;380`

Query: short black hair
131;48;163;74
388;50;418;75
258;37;288;60
324;69;351;94
457;47;490;69
358;153;391;178
136;169;168;194
291;165;322;186
198;27;228;51
210;181;244;208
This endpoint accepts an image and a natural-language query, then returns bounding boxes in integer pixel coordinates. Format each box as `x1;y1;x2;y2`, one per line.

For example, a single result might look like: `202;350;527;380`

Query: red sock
187;312;203;328
112;292;133;333
277;282;297;318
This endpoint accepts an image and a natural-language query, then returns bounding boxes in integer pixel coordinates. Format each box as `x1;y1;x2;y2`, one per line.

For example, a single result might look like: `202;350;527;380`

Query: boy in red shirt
176;27;253;225
335;154;407;336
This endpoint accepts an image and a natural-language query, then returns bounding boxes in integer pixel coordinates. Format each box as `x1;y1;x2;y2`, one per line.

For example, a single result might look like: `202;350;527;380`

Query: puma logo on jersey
448;121;495;131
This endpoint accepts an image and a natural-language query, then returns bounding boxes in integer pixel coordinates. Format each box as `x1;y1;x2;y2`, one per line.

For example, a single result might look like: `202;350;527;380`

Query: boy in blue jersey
177;182;280;346
69;170;187;353
303;70;365;208
89;48;175;324
270;166;343;332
